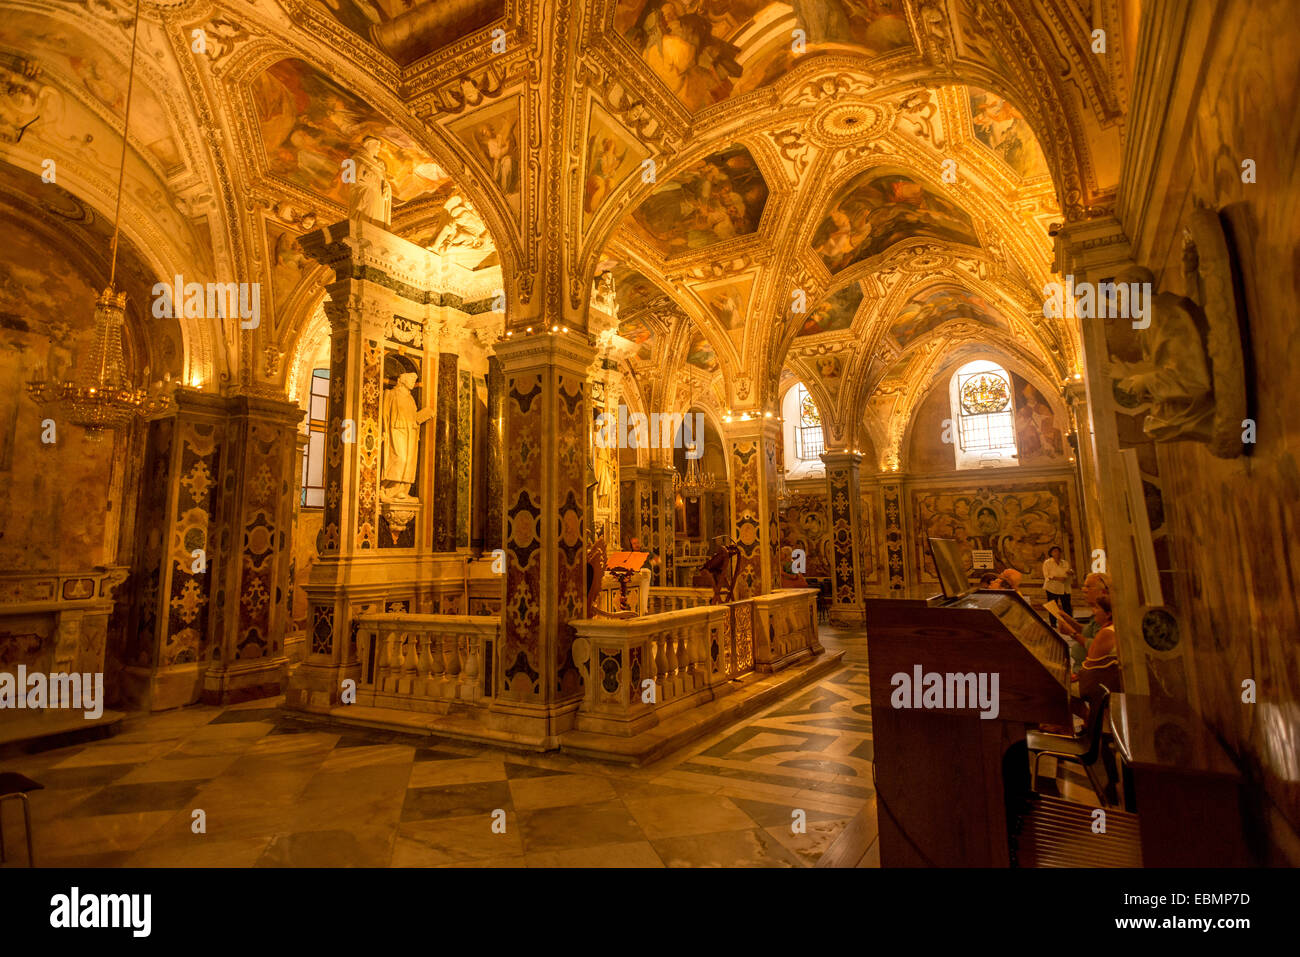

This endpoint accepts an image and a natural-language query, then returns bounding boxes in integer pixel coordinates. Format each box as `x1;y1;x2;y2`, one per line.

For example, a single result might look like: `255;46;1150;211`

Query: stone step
0;709;126;758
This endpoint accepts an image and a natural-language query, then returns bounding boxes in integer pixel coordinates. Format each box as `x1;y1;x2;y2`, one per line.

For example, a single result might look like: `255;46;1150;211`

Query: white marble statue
348;135;393;226
1112;266;1216;443
381;372;434;501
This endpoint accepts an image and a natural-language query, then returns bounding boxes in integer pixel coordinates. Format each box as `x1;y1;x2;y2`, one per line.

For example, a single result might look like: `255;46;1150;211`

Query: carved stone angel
432;196;487;252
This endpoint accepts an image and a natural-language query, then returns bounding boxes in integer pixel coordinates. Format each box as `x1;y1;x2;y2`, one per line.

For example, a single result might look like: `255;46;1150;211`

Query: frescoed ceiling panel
448;95;522;219
1;11;184;173
308;0;506;66
887;284;1009;351
253;58;450;208
613;0;913;113
968;88;1050;181
583;103;650;231
810;169;980;273
797;281;865;336
630;143;768;257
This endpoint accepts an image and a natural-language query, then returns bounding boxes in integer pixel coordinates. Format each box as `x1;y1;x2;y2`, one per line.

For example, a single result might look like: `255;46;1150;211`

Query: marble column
647;463;675;586
432;352;459;552
484;354;505;554
120;390;228;710
1054;216;1170;697
881;480;906;593
587;361;622;548
493;330;595;725
821;450;867;625
202;394;303;704
724;417;781;599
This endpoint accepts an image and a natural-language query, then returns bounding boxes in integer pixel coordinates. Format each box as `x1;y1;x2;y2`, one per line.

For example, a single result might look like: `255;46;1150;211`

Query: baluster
403;632;419;686
429;632;446;696
666;630;680;698
654;637;668;698
460;634;480;699
443;632;461;685
388;632;404;693
383;629;401;691
372;626;388;687
398;633;414;693
413;634;434;696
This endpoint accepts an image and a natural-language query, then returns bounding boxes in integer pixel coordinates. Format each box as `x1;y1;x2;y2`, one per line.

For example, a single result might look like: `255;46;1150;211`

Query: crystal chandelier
25;0;173;440
675;447;714;503
673;372;714;502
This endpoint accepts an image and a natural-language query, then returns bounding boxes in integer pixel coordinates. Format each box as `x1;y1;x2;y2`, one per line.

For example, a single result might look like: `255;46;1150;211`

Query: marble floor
0;627;882;868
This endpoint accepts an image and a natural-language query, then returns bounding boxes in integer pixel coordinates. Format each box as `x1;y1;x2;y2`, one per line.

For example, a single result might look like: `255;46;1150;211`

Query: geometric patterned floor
1;627;881;868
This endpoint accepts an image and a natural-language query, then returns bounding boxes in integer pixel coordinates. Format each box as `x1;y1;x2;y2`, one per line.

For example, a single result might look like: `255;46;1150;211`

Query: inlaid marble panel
555;373;586;698
165;421;221;667
827;466;857;605
356;339;382;550
501;372;543;701
730;441;761;598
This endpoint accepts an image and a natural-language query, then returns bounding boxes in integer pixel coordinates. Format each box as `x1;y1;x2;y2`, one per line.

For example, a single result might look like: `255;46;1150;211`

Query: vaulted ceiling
0;0;1132;467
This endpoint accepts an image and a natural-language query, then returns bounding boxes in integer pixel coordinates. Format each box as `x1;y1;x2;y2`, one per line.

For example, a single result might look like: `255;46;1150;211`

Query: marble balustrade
352;614;497;708
571;604;731;737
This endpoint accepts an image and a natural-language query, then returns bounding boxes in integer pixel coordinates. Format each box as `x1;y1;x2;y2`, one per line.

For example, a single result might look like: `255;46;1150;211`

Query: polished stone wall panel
501;371;543;700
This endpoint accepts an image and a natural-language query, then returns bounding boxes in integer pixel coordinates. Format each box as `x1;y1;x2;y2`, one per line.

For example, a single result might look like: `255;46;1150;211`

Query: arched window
795;384;824;460
300;368;330;507
948;360;1018;469
780;381;825;477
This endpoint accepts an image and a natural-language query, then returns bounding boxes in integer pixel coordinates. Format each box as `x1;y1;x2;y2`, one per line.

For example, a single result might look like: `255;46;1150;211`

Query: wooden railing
352;614;498;705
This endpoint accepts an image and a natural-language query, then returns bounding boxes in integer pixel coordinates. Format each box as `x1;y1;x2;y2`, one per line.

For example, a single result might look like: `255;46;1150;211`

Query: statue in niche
380;372;434;502
1105;205;1249;457
1111;275;1215;443
347;135;392;227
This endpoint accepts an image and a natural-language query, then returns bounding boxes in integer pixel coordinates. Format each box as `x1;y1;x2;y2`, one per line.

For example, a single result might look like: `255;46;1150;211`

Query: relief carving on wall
1109;203;1249;458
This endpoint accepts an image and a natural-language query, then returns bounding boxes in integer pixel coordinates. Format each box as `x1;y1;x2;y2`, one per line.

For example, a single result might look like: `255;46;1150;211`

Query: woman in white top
1042;546;1073;619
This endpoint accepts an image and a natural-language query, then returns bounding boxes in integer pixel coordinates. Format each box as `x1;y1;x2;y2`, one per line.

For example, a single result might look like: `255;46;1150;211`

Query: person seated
1071;595;1121;720
977;571;1001;588
998;568;1024;593
1055;572;1111;670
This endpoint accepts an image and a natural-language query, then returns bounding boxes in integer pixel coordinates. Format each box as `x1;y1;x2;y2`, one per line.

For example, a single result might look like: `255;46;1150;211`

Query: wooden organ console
865;587;1072;867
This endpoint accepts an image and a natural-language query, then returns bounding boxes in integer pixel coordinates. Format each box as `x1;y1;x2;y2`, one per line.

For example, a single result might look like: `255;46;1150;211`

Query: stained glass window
959;372;1011;414
950;361;1019;464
